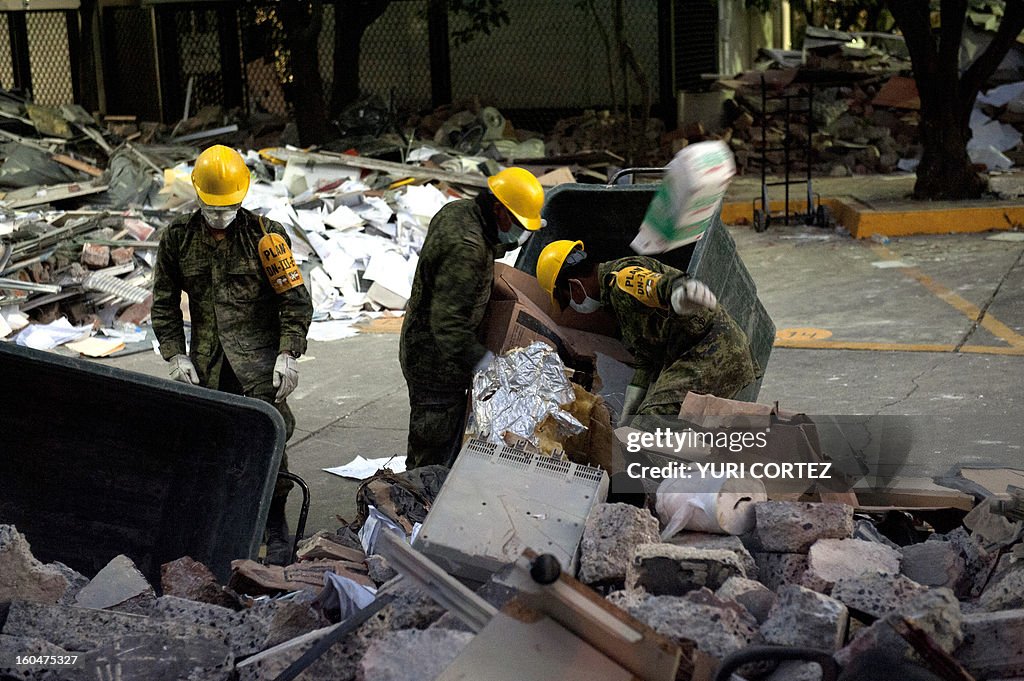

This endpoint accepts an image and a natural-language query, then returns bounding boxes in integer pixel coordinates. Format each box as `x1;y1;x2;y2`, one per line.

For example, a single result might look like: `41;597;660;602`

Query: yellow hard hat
192;145;250;206
487;167;544;231
537;239;584;307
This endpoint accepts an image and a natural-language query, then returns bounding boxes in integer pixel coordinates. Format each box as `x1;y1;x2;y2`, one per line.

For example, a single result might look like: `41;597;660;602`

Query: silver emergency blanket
471;341;586;445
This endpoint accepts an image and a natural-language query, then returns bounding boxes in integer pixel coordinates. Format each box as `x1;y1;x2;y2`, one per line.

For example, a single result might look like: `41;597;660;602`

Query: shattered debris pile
4;468;1024;680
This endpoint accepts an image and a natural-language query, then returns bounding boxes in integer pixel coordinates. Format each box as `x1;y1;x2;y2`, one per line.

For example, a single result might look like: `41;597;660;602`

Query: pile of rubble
0;92;602;354
4;486;1023;680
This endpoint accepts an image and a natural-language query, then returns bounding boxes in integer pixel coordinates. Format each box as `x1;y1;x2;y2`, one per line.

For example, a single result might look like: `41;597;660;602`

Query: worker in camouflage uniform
536;240;757;426
400;167;546;469
152;145;313;565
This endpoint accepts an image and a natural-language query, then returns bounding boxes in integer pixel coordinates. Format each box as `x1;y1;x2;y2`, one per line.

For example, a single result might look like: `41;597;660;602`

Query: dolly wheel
753;209;769;233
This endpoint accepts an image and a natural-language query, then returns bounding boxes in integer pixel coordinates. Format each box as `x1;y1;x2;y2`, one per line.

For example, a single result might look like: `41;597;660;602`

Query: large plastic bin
0;342;285;584
516;183;773;401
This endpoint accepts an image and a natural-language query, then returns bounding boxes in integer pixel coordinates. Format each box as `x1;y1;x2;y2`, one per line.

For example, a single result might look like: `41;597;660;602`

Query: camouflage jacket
152;208;313;392
400;198;505;391
598;256;745;389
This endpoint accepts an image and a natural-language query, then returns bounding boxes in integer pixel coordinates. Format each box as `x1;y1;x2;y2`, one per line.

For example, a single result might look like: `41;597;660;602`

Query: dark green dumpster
0;342;285;584
516;182;773;401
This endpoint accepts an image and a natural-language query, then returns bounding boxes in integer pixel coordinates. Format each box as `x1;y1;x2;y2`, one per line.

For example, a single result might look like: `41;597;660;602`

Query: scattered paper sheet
15;317;92;350
307;320;360;342
324;455;407;480
66;337;126;357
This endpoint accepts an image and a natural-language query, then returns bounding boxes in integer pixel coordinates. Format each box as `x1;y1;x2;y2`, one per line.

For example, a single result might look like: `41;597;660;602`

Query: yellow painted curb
721;196;1024;239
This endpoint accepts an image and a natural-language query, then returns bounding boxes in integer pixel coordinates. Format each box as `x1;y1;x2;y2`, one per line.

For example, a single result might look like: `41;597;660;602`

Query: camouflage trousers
632;314;757;431
217;358;294;501
406;383;468;469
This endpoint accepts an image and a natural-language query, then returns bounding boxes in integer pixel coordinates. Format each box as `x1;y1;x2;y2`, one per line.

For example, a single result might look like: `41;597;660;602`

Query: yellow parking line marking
869;244;1024;349
774;339;1024;356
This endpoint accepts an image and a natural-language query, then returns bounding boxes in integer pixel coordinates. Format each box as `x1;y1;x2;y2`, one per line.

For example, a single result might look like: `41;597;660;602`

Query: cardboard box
484;263;632;367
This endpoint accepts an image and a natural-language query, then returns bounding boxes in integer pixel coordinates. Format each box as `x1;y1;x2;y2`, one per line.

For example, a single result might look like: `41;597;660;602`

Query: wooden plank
52;154;103;177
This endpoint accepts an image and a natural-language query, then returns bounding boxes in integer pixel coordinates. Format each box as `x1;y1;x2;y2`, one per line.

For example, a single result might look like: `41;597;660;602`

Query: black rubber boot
264;496;291;566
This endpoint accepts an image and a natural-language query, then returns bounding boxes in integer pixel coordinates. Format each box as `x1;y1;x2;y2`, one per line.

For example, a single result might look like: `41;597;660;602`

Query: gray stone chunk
624;591;759;660
753;552;808;592
715;576;777;624
763;661;824;681
754;501;854;553
900;541;964;590
803;539;901;593
74;554;154;610
235;624;357;681
669;532;759;581
578;503;660;585
605;590;651;612
0;526;70;605
67;634;233;681
365;555;397;585
1;601;228;652
946;527;999;599
957;609;1024;680
51;563;89;607
0;634;71;681
361;629;474;681
963;502;1024;548
977;563;1024;612
761;584;849;651
835;588;962;668
626;544;746;596
831;572;926;619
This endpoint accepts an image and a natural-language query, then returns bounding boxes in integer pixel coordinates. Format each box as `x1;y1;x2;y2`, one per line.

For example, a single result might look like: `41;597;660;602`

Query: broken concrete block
753;552;808;592
578;503;660;585
669;531;759;581
761;584;849;650
234;623;357;681
432;575;519;633
763;661;824;681
626;544;746;596
2;601;226;652
624;591;759;661
900;541;964;590
365;555;397;585
803;539;901;593
947;527;999;599
51;562;89;607
0;634;70;679
977;563;1024;612
830;571;926;619
835;588;962;668
963;501;1024;548
373;578;447;631
754;501;854;553
160;556;240;609
74;633;233;681
361;629;474;681
0;525;70;605
109;246;135;266
956;609;1024;679
606;589;651;612
81;243;110;268
75;554;154;609
715;576;777;624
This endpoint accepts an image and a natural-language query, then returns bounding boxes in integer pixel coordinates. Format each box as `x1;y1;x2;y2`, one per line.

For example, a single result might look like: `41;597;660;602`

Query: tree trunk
280;1;329;146
329;1;389;117
914;102;985;199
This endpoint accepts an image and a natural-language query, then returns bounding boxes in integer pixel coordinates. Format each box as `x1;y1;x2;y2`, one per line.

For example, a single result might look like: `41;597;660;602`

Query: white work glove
621;384;648;426
169;354;199;385
273;353;299;403
473;350;496;375
670;278;717;315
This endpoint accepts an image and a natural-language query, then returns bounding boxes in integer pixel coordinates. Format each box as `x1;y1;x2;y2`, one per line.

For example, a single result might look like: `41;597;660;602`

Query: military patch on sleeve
258;232;304;293
613;266;665;308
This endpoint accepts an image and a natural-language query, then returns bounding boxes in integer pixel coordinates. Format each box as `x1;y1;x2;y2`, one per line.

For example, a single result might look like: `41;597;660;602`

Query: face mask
497;223;526;246
567;280;601;314
201;205;240;230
